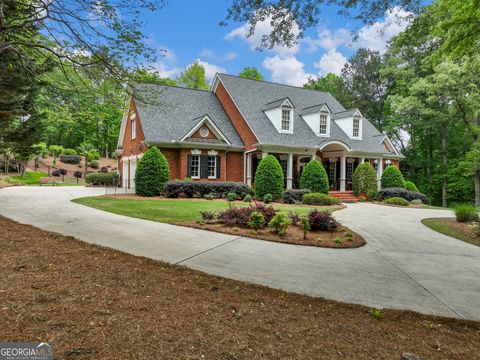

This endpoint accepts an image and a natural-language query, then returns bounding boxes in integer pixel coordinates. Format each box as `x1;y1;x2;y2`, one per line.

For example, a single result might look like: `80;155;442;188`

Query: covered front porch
245;142;393;191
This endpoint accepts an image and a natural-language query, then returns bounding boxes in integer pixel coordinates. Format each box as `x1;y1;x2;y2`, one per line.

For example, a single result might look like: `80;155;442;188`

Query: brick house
116;73;402;192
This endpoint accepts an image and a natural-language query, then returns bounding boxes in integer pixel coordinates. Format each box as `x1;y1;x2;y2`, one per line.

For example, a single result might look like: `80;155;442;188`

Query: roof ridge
217;73;333;96
264;97;289;105
301;103;327;111
135;82;213;94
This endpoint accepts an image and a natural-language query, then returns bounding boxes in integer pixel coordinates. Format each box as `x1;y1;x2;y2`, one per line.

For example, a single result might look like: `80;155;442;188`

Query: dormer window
353;116;360;138
281;106;292;131
131;112;136;139
319;111;328;135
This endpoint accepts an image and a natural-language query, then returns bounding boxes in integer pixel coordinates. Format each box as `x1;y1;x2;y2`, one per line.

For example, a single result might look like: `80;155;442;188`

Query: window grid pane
208;156;216;178
319;113;328;134
191;155;200;178
281;109;291;130
346;162;354;181
329;162;336;182
279;159;287;178
353;117;360;137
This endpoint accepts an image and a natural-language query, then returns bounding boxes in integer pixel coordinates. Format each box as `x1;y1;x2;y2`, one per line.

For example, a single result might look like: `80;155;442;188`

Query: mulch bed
179;222;365;248
1;216;479;359
443;218;479;239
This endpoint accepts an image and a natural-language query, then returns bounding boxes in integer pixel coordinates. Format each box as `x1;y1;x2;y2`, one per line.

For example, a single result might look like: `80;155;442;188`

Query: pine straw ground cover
1;216;479;359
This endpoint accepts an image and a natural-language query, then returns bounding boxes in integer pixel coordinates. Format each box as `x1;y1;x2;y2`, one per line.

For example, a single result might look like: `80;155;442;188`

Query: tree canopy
177;62;210;90
239;67;264;81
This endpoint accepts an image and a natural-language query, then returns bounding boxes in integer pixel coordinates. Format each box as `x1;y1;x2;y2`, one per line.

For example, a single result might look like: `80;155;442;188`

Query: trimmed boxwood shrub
381;165;406;189
165;181;249;199
254;155;284;200
283;189;310;204
385;197;409;206
62;148;77;155
51;169;60;177
379;187;427;203
405;180;419;192
85;172;119;186
302;192;340;206
135;147;170;197
60;155;81;164
352;162;377;196
300;159;329;194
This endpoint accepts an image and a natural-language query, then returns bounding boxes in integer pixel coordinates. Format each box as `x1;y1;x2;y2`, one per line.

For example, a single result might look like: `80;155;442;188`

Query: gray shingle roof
217;74;388;154
133;83;244;148
331;108;360;120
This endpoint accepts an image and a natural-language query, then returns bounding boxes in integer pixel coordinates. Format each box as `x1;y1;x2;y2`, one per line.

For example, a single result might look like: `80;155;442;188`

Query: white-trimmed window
190;154;200;178
353;116;360;138
207;156;217;178
281;108;291;131
131;112;136;139
319;112;328;135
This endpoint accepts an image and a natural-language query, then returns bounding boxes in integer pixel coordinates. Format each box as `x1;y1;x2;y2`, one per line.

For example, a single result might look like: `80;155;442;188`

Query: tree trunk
440;126;448;208
84;155;88;175
475;169;480;208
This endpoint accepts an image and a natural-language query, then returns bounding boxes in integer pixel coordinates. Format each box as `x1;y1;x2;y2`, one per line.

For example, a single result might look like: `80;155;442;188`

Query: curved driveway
1;186;479;320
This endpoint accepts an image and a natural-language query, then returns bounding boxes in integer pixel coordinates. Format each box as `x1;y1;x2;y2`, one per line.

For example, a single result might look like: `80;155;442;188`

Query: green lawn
72;196;343;223
5;171;48;185
422;218;480;247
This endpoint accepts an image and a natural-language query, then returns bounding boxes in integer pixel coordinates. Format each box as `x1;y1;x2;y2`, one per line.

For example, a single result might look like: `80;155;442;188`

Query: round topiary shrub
299;159;329;194
352;162;377;196
254;155;284;200
405;180;419;192
135;146;170;197
381;165;406;189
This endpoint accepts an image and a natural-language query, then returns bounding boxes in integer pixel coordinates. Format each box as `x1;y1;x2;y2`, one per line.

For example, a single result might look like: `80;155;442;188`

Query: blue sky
141;1;413;86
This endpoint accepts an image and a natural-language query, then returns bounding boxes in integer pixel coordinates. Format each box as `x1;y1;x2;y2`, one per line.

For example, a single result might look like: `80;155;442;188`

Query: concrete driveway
1;186;479;321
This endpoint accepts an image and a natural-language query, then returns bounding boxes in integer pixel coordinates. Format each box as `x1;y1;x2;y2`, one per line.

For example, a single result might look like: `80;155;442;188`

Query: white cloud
225;16;300;56
304;28;351;52
262;55;314;86
199;48;238;61
314;49;348;76
351;6;413;54
195;59;227;82
151;62;182;78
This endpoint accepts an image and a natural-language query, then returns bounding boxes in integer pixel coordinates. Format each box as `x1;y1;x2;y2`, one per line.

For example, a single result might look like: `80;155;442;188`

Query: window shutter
187;155;192;177
216;155;221;178
200;155;208;178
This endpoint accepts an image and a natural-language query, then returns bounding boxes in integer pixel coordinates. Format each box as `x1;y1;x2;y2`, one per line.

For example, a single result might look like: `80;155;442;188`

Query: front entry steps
329;191;359;203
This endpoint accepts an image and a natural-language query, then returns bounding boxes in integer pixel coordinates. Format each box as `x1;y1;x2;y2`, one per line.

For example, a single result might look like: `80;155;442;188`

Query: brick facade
214;81;258;150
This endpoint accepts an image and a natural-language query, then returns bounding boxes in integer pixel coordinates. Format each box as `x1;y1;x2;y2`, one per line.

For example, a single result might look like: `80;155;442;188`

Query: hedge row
164;181;250;198
85;172;119;186
379;187;427;203
282;189;311;204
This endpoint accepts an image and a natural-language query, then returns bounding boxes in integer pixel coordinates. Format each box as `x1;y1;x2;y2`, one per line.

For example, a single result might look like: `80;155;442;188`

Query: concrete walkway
1;186;479;321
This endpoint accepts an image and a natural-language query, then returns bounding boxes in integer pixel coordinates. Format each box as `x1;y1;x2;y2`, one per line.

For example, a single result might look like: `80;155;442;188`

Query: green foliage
304;73;354;109
248;211;265;230
238;67;264;81
335;237;341;244
263;194;274;203
385;197;409;206
352;162;377;196
367;189;379;201
405;181;419;192
49;145;64;166
134;68;177;86
381;166;406;189
300;216;310;239
299;159;329;194
226;192;237;201
85;172;119;186
268;212;291;237
243;194;252;203
204;193;215;200
369;308;384;320
254;155;284;200
135;147;170;197
302;193;339;206
454;204;478;223
62;148;77;155
177;62;209;90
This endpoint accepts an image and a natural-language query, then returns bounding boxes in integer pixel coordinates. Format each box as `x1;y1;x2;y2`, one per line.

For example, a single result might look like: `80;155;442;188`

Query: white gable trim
280;98;294;108
381;135;400;156
318;140;351;152
116;95;133;149
180;115;231;145
319;104;331;114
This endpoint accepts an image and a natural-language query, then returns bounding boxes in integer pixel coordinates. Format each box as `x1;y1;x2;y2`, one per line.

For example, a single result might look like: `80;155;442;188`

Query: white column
261;151;268;158
360;157;365;163
286;153;293;190
340;154;346;192
246;153;253;186
377;158;383;190
311;153;316;161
